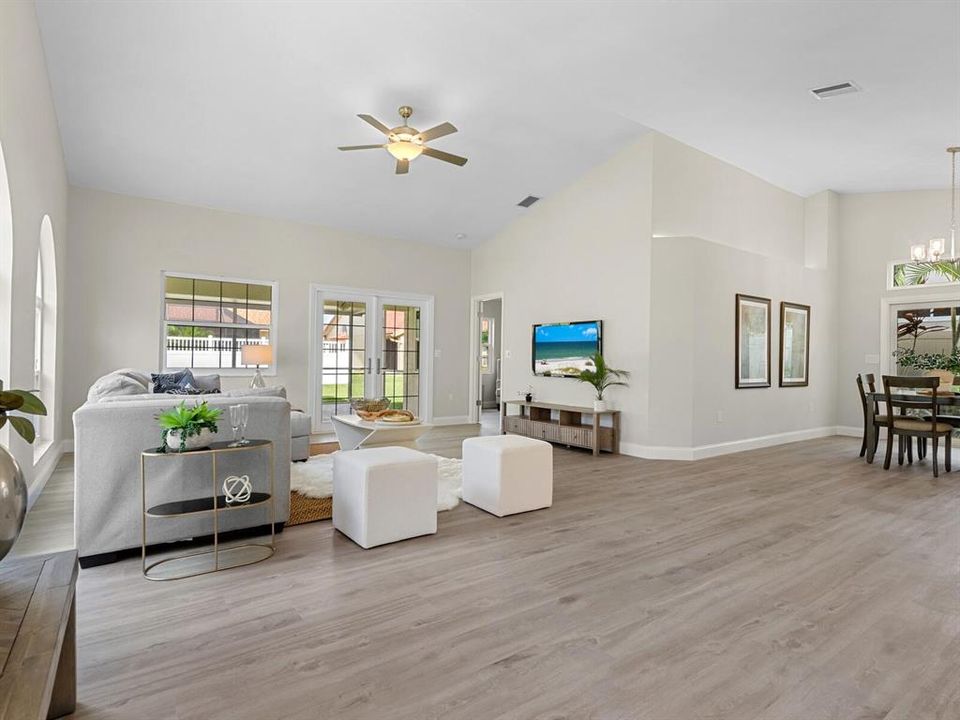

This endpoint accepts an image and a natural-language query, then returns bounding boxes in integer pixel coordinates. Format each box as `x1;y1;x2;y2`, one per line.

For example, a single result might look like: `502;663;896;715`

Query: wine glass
238;403;249;445
229;405;242;447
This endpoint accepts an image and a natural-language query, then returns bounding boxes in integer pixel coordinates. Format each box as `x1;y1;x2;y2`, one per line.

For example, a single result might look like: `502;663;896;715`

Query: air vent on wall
517;195;540;208
810;81;861;99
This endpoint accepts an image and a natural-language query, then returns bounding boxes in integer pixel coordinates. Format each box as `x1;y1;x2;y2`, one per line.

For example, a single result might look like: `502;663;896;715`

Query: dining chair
881;375;953;477
856;373;889;457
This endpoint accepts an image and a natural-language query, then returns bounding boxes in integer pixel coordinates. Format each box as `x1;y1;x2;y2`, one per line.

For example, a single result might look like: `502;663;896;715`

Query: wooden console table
0;549;77;719
501;400;620;455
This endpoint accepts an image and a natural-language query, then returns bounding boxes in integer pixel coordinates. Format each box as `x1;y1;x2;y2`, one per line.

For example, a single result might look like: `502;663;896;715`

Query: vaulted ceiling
35;0;960;247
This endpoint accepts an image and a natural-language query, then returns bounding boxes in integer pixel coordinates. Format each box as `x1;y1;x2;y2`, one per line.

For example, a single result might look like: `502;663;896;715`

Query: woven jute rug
287;491;332;526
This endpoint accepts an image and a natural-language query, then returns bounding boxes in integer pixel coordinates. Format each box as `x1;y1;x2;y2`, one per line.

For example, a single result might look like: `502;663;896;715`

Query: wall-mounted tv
532;320;603;377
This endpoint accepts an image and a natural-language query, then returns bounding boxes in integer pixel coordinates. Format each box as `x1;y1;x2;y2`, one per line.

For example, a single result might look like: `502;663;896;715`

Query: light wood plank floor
15;433;960;719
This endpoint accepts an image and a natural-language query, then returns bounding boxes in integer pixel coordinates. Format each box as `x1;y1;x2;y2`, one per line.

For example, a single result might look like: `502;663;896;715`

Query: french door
310;287;432;430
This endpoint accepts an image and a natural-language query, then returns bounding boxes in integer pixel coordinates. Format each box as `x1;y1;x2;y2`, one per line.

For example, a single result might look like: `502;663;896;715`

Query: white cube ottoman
462;435;553;517
333;446;438;549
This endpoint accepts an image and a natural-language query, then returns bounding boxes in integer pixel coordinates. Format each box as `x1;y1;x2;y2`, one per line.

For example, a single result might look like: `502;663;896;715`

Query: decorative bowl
350;397;390;414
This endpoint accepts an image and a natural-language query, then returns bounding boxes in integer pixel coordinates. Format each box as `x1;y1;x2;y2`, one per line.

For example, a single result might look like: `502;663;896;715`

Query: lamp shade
241;344;272;366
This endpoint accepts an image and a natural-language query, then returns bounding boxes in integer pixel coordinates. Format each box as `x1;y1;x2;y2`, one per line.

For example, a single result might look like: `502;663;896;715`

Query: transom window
162;273;276;372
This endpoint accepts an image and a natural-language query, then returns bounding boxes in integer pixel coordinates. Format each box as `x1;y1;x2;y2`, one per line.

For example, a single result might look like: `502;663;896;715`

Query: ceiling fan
338;105;468;175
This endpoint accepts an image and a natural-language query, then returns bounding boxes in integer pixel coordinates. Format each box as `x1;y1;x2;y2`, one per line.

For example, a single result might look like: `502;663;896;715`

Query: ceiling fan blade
416;122;457;142
396;159;409;175
338;144;384;151
421;146;468;166
357;114;391;135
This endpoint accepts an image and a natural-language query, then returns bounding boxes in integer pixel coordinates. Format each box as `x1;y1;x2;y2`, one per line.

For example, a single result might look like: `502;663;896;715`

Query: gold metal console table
141;440;275;581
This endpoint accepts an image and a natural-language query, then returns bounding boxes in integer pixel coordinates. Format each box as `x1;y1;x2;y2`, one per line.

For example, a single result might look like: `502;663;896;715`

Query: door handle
366;357;372;374
376;358;382;375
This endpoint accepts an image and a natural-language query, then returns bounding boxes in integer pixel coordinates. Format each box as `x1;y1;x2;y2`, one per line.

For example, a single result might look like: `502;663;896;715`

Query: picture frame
735;294;771;389
779;301;810;387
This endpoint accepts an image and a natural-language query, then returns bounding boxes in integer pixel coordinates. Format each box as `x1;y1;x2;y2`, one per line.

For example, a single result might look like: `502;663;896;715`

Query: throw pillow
191;373;221;393
87;372;149;402
151;369;192;394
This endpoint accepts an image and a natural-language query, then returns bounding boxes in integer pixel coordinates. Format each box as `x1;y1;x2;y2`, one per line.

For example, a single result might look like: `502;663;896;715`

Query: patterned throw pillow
151;369;191;393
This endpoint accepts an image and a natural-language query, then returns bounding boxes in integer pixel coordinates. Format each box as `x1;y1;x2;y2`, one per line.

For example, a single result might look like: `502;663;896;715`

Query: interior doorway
469;293;503;428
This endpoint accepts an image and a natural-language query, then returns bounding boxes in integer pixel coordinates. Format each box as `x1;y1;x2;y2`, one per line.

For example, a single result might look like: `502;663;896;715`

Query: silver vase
0;445;26;561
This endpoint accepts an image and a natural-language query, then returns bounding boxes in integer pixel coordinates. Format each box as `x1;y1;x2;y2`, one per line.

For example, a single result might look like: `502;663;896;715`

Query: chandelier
910;146;960;262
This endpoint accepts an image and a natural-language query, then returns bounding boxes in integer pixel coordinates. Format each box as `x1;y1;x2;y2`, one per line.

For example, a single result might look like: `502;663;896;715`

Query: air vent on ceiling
810;81;861;99
517;195;540;208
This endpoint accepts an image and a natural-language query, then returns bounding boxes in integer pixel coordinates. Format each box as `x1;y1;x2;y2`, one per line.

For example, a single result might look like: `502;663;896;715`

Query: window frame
159;270;279;377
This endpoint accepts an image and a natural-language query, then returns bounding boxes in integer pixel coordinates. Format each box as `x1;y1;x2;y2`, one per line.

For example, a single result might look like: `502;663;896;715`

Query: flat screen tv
532;320;603;377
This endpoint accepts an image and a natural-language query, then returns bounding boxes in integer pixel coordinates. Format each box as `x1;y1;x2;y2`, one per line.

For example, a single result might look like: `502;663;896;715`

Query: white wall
646;137;840;454
650;237;838;451
471;135;654;448
473;131;842;456
0;0;70;492
836;189;955;429
63;187;472;437
652;135;806;264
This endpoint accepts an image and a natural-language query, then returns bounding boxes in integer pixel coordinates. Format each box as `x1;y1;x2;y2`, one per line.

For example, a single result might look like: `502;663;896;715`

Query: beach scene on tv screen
534;322;600;377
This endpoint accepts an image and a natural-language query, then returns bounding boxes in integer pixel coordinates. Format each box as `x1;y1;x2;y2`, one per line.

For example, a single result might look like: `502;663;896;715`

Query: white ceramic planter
593;400;608;412
165;427;214;452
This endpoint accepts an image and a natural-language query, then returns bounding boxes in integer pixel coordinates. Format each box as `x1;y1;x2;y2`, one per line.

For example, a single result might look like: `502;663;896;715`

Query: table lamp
241;344;272;388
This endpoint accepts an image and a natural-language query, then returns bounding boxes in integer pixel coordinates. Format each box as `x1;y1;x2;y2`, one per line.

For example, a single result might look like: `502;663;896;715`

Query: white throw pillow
87;372;149;402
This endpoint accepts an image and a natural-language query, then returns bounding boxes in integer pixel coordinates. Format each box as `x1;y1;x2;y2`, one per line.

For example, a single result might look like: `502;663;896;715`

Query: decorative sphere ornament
222;474;252;504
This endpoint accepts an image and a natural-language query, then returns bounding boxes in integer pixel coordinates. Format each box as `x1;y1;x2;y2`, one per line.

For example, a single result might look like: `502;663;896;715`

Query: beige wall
473;130;843;455
471;135;655;449
652;134;806;264
837;189;955;428
63;187;472;437
0;0;70;492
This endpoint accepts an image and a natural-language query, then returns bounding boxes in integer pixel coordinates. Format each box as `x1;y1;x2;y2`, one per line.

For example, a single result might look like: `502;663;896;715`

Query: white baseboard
835;425;862;437
432;415;473;426
623;426;849;462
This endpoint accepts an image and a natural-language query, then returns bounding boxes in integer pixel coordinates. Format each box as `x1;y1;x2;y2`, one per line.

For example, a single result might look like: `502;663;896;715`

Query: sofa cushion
221;386;287;399
87;371;150;402
290;411;312;438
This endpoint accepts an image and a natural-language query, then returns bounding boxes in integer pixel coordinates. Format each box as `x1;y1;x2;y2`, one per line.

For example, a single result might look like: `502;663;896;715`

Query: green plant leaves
8;416;35;443
5;390;46;416
0;392;24;412
576;353;630;400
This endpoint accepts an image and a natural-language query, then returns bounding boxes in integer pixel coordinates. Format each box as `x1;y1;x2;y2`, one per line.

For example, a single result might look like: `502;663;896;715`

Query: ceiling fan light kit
338;105;468;174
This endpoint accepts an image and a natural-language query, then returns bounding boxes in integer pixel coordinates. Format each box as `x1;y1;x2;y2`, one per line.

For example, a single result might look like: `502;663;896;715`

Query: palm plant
577;353;630;401
893;260;960;287
0;380;47;444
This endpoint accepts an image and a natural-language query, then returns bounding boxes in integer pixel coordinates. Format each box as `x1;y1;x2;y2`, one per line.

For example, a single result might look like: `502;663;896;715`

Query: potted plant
157;401;222;452
0;380;47;561
577;353;629;411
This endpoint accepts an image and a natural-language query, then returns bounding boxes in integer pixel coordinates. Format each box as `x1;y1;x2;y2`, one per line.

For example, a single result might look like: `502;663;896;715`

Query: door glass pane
894;304;960;381
321;299;366;423
381;304;420;415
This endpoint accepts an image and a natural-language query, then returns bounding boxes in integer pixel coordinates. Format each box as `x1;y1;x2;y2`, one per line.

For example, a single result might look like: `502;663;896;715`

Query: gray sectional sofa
73;369;296;566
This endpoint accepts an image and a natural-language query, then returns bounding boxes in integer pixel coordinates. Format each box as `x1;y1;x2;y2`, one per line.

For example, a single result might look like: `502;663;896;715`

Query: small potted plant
577;352;629;411
517;385;534;403
157;400;222;452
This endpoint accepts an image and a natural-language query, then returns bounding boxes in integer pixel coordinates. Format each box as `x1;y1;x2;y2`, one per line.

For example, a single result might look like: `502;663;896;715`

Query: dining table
864;389;960;463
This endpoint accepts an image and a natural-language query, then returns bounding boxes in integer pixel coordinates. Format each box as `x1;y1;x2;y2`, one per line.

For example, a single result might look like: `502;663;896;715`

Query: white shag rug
291;452;463;511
